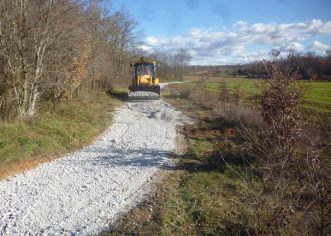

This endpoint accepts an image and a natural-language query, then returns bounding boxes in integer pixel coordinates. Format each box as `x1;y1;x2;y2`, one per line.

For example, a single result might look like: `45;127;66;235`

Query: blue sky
112;0;331;65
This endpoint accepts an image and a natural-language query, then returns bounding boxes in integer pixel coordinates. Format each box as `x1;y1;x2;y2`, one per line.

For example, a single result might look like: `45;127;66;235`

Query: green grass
205;78;261;95
161;171;255;235
197;78;331;113
0;91;122;179
301;81;331;107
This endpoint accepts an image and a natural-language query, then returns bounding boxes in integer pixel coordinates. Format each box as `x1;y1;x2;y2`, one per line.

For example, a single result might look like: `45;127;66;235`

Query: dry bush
218;80;244;107
232;85;243;105
299;131;331;235
214;80;258;127
247;56;305;234
242;51;330;235
179;81;260;127
219;79;231;108
260;61;304;151
178;87;191;99
214;103;262;127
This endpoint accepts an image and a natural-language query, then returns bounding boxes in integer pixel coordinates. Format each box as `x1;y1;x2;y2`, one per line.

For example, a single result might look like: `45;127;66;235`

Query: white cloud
137;45;153;53
285;42;304;52
141;19;331;64
233;21;248;31
145;37;160;46
309;40;329;51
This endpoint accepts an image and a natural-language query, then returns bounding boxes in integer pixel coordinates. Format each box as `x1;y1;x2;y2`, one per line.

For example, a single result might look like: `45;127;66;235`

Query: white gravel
128;91;160;99
0;94;181;235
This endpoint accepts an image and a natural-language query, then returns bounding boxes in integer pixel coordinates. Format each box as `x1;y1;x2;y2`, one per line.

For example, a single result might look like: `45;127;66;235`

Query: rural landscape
0;0;330;235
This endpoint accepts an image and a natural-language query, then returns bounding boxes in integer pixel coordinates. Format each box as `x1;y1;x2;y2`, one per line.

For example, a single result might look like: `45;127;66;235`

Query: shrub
260;59;304;151
243;51;330;235
179;87;191;99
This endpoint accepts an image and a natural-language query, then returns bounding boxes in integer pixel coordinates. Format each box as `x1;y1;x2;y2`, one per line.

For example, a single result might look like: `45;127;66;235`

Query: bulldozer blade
128;91;160;100
128;85;160;95
128;85;160;100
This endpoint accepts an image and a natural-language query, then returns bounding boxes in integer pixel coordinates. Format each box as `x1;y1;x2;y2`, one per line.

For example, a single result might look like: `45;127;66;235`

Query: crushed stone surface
0;94;181;235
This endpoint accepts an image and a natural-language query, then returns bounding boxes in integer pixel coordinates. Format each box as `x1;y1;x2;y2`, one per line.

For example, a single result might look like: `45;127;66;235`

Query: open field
184;75;331;113
0;92;122;180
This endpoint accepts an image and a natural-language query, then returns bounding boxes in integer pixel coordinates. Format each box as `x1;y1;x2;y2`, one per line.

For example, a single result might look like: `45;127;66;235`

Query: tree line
149;49;192;81
234;51;331;80
0;0;140;119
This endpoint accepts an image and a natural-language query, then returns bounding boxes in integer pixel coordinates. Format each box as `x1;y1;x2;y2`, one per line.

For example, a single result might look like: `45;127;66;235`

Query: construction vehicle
128;57;160;100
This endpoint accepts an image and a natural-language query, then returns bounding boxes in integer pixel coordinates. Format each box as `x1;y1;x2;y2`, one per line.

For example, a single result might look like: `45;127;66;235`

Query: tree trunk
27;85;39;116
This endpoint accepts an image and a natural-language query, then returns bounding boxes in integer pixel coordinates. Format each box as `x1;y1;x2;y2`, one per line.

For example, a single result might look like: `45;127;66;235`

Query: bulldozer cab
135;63;155;77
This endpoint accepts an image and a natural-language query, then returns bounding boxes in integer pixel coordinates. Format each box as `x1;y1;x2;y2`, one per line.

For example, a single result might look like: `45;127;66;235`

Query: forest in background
187;52;331;81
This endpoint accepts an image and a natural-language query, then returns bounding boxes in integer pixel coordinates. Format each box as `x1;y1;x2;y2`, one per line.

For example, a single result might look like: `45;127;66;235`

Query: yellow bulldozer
128;57;160;100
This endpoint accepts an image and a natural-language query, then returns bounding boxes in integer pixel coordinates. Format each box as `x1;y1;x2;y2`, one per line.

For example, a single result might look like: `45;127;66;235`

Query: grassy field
184;75;331;113
0;91;122;180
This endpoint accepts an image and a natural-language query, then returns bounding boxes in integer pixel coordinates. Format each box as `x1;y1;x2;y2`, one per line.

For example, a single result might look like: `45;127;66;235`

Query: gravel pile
128;91;160;100
0;99;180;235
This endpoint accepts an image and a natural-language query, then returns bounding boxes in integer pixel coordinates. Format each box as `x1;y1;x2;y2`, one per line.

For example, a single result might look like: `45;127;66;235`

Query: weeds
179;87;191;99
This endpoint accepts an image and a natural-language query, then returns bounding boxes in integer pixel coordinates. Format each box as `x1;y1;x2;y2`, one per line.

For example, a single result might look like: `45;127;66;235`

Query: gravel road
0;85;181;235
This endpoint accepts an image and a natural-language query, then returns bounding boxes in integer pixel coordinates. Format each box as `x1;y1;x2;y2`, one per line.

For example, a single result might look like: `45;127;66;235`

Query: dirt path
0;85;181;235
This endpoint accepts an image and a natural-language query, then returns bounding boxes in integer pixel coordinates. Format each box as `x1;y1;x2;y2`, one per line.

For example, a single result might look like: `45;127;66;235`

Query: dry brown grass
108;170;186;235
0;154;57;181
163;82;262;127
184;75;230;82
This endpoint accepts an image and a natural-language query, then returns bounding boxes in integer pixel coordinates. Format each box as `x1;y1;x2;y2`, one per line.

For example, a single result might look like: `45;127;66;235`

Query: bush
179;87;191;99
243;52;330;235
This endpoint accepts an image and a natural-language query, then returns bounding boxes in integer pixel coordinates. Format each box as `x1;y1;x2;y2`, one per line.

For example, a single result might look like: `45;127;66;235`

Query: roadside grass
0;91;122;180
160;172;255;235
161;87;259;234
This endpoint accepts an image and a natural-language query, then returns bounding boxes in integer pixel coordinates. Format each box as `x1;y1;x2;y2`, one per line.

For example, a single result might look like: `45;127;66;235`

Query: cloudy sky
113;0;331;65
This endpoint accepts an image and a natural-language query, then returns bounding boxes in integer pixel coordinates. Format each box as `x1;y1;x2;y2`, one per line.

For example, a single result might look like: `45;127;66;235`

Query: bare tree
0;0;88;116
108;10;141;83
173;49;192;80
151;49;191;81
0;0;142;118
